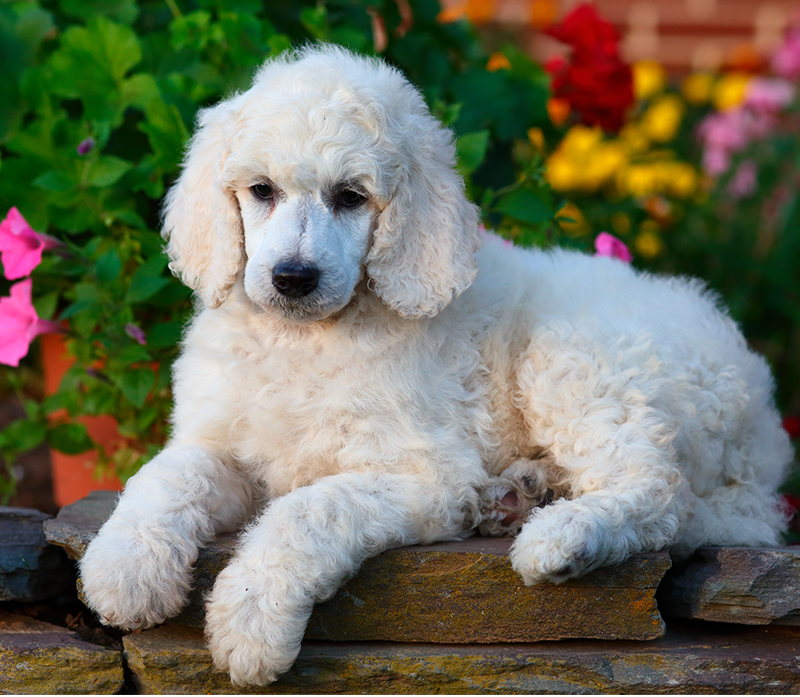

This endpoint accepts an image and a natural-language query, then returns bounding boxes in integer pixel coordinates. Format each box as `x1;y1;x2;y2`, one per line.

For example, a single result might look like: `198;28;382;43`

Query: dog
79;46;793;686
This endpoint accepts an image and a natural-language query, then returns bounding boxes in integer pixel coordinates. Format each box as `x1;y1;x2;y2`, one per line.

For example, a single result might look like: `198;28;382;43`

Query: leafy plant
0;0;554;499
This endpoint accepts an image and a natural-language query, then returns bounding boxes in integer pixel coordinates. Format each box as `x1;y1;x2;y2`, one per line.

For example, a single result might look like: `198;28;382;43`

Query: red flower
546;3;634;133
784;415;800;439
782;494;800;535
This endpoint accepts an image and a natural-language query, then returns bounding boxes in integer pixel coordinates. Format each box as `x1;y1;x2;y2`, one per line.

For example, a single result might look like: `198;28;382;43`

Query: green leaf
58;300;96;321
87;156;132;187
47;423;94;455
146;320;183;348
33;291;59;321
125;255;169;304
96;249;122;282
0;420;48;455
115;368;154;408
139;97;190;171
456;130;490;176
121;73;160;110
60;0;139;25
33;170;74;191
47;17;141;119
300;6;329;40
495;188;553;225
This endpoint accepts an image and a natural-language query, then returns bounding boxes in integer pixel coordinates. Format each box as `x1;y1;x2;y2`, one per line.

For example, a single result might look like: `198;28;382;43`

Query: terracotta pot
40;333;123;508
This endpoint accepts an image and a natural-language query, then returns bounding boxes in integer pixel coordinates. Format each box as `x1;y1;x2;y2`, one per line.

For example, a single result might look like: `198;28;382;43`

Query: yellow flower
583;143;627;190
619;164;660;198
555;202;587;236
633;61;667;101
545;154;580;191
663;162;698;198
561;124;604;155
712;72;751;112
635;224;664;258
618;124;649;155
546;127;626;193
487;52;511;71
681;72;715;105
641;95;685;143
527;127;545;152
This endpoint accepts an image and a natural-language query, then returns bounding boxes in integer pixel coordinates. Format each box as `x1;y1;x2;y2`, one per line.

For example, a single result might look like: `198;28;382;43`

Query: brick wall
440;0;798;73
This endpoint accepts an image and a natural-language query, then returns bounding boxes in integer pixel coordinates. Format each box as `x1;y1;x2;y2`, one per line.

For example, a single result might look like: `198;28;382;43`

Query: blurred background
441;0;797;73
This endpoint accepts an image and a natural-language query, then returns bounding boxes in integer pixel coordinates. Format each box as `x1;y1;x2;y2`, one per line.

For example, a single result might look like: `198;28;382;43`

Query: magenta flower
772;27;800;79
77;137;96;156
728;160;758;199
745;77;795;112
125;323;147;345
0;279;63;367
696;108;776;176
594;232;632;263
0;207;61;280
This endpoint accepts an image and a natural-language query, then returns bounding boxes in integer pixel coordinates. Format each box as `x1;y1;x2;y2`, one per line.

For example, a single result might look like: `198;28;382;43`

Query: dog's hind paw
477;462;553;537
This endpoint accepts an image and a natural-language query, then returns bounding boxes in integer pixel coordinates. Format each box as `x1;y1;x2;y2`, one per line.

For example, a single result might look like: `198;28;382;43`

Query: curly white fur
79;46;792;686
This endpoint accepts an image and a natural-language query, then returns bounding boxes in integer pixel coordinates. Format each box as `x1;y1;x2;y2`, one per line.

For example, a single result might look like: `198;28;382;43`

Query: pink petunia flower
772;27;800;80
696;108;776;176
0;278;63;367
745;77;795;113
0;207;61;280
594;232;632;263
728;160;758;199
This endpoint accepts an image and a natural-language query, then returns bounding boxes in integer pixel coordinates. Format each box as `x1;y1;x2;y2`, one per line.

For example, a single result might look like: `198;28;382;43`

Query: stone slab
0;609;123;694
42;490;118;561
123;621;800;694
660;546;800;626
47;492;671;643
304;538;669;643
0;506;75;601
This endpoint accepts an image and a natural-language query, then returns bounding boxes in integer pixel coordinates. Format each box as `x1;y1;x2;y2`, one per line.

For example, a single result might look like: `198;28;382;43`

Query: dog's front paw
80;521;193;629
205;562;312;686
509;505;602;584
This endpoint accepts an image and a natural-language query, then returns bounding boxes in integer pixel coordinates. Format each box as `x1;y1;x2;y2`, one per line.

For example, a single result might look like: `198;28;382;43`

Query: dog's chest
225;332;436;492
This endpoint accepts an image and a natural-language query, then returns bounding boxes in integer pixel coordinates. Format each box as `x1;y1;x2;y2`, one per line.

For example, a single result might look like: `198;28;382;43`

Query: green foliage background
0;0;556;495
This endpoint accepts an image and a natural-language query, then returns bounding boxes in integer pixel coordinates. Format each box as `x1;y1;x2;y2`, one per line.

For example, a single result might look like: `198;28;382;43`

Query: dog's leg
80;445;255;629
205;471;464;686
511;329;689;584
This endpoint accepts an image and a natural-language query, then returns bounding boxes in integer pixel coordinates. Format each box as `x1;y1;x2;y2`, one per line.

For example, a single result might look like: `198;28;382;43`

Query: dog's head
162;46;481;321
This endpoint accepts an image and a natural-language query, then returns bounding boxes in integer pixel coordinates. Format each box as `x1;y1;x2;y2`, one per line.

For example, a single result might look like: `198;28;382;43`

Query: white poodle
79;46;792;685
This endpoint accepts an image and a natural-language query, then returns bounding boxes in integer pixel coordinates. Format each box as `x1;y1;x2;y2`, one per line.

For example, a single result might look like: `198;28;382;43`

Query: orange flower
547;97;571;126
487;52;511;71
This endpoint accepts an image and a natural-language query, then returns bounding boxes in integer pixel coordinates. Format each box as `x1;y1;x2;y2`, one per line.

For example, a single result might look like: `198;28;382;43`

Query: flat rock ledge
0;609;123;694
123;621;800;695
45;491;670;643
0;506;75;602
660;546;800;626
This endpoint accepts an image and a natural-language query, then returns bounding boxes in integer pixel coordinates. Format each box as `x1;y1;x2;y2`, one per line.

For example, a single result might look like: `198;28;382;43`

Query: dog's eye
335;189;367;209
252;183;274;200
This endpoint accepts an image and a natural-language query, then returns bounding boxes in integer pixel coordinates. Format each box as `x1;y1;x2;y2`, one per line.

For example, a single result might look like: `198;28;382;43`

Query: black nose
272;262;320;298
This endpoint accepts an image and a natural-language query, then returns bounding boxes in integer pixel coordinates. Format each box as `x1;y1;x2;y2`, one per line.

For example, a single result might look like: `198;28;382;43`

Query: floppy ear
366;115;482;319
162;100;245;309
